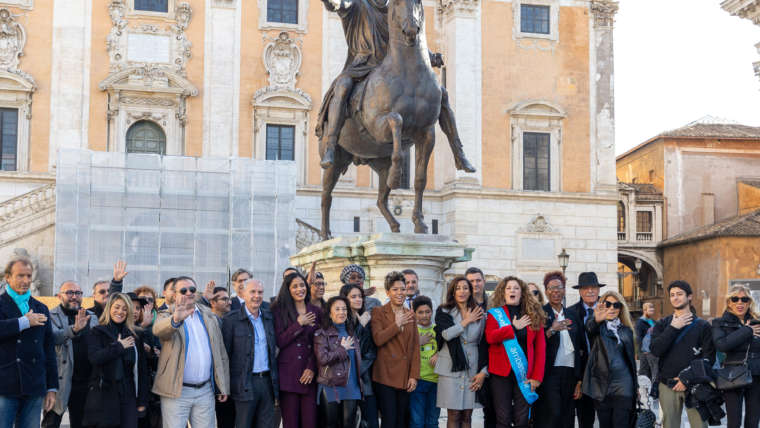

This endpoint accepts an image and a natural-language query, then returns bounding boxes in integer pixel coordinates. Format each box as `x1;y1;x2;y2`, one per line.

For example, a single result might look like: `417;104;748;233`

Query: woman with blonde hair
484;276;546;428
582;290;637;428
712;284;760;428
84;293;150;428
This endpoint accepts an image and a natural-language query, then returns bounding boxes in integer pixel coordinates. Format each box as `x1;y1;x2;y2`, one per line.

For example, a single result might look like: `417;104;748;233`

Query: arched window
618;201;626;233
126;120;166;155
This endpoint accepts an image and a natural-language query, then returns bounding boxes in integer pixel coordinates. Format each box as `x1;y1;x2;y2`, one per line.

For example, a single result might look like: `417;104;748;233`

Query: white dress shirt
182;307;213;384
553;307;575;368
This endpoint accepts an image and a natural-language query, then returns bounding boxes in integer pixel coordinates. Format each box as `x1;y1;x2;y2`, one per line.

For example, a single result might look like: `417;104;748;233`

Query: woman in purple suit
272;272;322;428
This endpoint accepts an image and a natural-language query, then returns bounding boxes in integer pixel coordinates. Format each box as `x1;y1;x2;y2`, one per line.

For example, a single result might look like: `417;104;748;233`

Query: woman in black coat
582;291;638;428
84;293;149;428
712;285;760;428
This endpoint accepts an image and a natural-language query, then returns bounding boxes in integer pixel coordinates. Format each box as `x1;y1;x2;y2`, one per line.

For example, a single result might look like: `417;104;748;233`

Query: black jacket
567;300;594;374
221;306;279;401
650;314;715;383
581;317;637;403
541;303;583;381
712;311;760;375
0;293;58;396
230;297;270;312
355;319;377;394
85;324;150;427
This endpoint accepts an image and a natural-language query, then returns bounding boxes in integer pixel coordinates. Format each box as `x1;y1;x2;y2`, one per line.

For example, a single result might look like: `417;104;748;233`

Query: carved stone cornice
722;0;760;25
590;0;619;28
439;0;479;18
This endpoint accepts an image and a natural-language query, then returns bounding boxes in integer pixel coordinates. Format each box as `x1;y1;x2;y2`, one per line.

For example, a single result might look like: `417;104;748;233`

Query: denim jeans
409;380;439;428
160;383;216;428
0;395;43;428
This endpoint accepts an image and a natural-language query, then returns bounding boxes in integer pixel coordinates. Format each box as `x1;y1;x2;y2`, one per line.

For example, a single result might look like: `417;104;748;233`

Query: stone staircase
0;182;56;246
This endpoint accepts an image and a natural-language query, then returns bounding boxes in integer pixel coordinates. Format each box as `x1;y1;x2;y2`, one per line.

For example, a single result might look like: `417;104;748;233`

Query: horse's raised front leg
379;112;404;189
320;162;342;240
369;158;400;233
412;127;435;234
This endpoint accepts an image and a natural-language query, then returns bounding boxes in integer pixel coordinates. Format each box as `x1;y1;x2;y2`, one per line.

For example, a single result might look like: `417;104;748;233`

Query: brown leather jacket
314;325;362;390
371;303;420;389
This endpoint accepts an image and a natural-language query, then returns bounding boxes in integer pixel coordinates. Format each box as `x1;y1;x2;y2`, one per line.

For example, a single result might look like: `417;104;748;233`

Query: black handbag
715;344;753;390
635;405;656;428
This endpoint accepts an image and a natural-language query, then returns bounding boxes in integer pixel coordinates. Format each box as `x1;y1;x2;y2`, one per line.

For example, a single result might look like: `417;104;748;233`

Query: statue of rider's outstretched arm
322;0;354;13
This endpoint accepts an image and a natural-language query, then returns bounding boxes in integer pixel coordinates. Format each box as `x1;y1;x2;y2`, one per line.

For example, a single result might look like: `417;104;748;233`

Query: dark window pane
521;4;550;34
636;211;652;233
126;120;166;155
266;124;295;161
523;132;550;191
134;0;168;12
0;108;17;171
268;0;298;24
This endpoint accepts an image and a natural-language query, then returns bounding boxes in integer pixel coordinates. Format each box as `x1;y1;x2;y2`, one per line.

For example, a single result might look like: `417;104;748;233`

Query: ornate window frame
258;0;309;33
127;0;176;19
513;0;559;42
99;65;198;156
508;100;564;192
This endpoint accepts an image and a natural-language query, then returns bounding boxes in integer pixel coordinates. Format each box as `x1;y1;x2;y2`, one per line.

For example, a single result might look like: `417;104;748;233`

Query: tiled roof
659;209;760;248
658;122;760;139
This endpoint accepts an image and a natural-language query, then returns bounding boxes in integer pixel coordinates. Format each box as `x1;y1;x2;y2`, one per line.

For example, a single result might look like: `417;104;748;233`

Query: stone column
589;1;618;194
203;0;242;157
49;0;93;170
439;0;482;186
721;0;760;84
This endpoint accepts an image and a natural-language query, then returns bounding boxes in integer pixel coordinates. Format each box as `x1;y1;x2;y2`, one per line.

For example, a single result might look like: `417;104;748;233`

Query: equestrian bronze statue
316;0;475;240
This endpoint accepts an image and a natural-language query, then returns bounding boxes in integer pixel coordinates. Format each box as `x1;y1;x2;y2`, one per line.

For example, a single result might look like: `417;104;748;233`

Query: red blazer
485;305;546;382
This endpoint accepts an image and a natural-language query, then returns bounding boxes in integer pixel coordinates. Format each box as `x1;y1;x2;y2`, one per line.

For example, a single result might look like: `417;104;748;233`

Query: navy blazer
542;303;583;381
0;293;58;396
230;297;270;312
567;300;593;374
221;306;279;401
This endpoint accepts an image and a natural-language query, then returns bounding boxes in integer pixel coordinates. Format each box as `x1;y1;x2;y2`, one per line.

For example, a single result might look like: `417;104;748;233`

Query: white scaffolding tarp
54;149;296;298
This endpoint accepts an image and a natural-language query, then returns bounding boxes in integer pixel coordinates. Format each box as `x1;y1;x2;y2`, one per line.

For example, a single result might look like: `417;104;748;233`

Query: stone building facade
0;0;619;296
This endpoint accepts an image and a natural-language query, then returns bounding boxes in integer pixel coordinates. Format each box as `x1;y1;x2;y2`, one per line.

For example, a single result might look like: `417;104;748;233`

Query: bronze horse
320;0;441;240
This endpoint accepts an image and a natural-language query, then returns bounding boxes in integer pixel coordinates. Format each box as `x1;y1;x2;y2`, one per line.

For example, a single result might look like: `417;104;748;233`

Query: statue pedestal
290;233;473;305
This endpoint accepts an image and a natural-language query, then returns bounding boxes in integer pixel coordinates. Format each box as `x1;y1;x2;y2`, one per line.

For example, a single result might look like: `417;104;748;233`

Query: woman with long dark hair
434;275;487;428
272;272;322;428
583;291;637;428
340;283;378;428
485;276;546;428
371;271;420;428
314;296;363;428
84;293;150;428
712;284;760;428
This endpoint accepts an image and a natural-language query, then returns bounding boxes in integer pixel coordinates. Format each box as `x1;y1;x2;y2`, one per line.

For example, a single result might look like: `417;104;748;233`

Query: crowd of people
1;255;759;428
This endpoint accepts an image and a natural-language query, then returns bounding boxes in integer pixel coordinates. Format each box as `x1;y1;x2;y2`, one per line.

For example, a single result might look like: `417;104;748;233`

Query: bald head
58;281;83;310
243;278;265;314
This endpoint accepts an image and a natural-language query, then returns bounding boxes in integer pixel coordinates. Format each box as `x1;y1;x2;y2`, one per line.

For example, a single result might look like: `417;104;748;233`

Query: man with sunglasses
42;281;98;428
650;280;714;428
152;276;230;428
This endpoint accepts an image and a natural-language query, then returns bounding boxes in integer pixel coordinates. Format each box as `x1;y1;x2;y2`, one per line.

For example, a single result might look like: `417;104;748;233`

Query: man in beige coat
152;276;230;428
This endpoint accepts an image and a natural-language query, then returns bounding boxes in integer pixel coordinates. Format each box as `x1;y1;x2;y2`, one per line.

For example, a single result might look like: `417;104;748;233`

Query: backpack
641;326;653;353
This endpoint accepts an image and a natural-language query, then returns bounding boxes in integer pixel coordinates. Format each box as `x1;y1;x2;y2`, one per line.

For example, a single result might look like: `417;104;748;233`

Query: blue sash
489;307;539;404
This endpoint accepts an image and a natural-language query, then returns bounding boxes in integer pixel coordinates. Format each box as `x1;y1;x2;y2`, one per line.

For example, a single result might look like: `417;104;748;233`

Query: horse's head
390;0;423;46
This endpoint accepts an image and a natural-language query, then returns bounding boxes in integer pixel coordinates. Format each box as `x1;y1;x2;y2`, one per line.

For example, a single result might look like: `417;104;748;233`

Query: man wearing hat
567;272;606;428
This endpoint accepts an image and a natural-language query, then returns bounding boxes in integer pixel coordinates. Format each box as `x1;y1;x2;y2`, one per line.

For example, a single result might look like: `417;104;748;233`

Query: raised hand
594;303;607;323
203;280;215;302
172;294;195;324
117;333;135;349
365;286;377;297
340;336;355;350
512;314;531;330
297;311;316;326
73;307;89;332
25;310;48;327
670;313;694;330
113;260;128;282
461;306;484;327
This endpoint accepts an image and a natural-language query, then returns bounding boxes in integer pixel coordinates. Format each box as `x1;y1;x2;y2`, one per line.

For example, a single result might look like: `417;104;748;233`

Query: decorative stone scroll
0;8;26;71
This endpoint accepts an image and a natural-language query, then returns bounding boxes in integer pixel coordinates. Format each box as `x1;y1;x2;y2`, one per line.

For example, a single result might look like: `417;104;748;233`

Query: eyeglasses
214;296;230;302
179;286;197;295
731;296;751;303
141;297;154;303
546;286;565;291
62;291;83;297
604;301;622;309
96;289;108;295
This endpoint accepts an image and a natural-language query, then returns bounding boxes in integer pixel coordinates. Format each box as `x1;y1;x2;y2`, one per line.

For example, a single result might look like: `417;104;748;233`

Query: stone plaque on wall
521;237;555;261
127;33;171;64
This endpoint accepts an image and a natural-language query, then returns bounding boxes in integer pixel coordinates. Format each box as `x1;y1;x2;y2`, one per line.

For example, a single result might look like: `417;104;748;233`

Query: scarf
434;306;469;372
606;318;622;344
6;286;31;314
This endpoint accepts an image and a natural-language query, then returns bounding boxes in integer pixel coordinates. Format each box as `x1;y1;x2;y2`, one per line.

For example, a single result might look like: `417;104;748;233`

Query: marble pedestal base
290;233;473;305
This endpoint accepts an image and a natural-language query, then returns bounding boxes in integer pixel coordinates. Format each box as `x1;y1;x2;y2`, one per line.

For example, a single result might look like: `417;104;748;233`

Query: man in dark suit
534;271;583;428
221;278;279;428
567;272;605;428
0;257;58;428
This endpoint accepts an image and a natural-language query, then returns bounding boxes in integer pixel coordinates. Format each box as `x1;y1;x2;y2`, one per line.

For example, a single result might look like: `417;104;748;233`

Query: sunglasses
179;286;197;295
141;297;155;303
731;296;751;303
604;301;622;309
62;290;83;297
96;289;108;295
532;290;540;296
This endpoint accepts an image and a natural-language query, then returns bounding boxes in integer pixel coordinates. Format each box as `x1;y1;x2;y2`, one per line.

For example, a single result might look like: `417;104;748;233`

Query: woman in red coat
485;276;547;428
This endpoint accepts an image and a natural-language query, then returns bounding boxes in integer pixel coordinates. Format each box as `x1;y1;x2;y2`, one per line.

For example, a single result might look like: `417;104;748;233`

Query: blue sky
614;0;760;154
